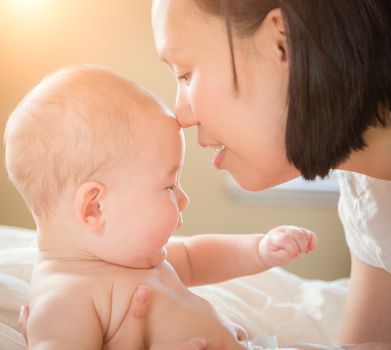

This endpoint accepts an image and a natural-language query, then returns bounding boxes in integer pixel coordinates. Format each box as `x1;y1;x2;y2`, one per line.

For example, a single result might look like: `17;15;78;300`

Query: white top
337;171;391;273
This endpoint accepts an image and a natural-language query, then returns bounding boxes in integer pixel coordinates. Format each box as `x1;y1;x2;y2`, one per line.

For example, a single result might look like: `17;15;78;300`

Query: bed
0;225;348;349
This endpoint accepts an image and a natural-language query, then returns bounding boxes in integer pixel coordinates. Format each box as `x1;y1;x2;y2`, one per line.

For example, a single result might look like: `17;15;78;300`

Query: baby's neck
36;219;99;262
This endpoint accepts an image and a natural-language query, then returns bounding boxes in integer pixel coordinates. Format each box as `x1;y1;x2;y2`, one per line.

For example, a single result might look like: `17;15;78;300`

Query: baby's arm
167;226;316;286
27;290;103;349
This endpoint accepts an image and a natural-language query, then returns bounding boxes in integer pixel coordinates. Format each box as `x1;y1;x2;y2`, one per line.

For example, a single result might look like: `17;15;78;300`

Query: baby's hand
258;225;317;268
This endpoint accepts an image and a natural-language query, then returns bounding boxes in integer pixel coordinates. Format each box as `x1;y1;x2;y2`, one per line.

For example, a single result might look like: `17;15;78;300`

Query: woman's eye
167;185;175;192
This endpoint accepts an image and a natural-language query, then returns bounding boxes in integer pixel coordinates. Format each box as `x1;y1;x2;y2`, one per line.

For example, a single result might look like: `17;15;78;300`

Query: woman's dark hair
191;0;391;180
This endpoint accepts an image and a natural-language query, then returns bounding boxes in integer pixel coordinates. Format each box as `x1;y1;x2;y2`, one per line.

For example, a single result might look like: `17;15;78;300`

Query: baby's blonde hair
4;65;160;219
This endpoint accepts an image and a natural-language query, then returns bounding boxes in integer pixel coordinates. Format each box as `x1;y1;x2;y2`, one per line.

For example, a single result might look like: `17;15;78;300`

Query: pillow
0;225;37;282
0;322;25;350
0;225;35;349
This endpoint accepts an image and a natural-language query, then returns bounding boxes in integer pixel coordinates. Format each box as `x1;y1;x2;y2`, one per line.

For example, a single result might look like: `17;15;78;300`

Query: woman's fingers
293;342;391;350
123;285;151;348
18;304;29;345
130;285;151;319
103;285;151;350
150;338;207;350
119;285;207;350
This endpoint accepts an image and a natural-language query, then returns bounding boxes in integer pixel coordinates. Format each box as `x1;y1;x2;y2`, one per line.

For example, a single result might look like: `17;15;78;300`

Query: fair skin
153;0;299;192
143;0;391;349
22;72;317;349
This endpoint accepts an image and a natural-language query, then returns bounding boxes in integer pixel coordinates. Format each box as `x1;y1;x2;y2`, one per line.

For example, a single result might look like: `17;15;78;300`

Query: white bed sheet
0;225;348;349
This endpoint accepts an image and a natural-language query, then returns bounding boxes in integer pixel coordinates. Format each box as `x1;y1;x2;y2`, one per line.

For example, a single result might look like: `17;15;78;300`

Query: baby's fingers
295;228;317;253
306;230;317;253
268;233;302;257
286;227;317;253
270;248;295;265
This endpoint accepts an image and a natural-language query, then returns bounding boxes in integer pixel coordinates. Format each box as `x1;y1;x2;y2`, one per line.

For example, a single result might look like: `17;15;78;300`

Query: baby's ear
75;181;105;233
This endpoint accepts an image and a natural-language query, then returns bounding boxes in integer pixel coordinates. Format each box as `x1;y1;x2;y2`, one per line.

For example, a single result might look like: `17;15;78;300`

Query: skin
149;0;391;348
152;0;300;191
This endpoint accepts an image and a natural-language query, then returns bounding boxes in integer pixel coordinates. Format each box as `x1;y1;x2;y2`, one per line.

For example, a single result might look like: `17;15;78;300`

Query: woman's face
152;0;299;191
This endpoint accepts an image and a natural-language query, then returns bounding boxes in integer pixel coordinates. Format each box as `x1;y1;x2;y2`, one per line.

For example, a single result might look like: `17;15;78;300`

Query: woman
20;1;391;349
148;0;391;348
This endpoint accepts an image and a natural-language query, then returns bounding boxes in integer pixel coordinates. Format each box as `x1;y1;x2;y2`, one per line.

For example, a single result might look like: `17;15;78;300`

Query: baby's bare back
29;259;247;350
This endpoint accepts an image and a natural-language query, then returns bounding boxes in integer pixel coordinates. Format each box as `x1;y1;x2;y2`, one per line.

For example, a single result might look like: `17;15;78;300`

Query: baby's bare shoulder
28;260;159;337
30;259;181;338
93;261;181;340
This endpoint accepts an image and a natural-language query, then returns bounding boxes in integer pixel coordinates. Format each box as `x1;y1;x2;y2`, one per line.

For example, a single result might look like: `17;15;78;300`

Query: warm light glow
6;0;47;12
9;0;40;7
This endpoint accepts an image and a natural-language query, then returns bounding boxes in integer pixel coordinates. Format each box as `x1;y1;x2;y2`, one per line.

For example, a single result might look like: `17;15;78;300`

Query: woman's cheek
188;73;206;117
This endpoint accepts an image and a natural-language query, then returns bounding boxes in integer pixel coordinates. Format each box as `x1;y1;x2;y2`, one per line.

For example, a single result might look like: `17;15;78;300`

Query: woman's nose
175;88;197;128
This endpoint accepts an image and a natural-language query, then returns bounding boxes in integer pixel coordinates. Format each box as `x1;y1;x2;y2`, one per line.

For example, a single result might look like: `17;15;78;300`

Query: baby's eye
177;73;191;82
167;185;175;192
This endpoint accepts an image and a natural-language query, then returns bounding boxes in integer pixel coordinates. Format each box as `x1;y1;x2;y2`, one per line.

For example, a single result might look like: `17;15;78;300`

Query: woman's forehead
152;0;191;47
152;0;224;62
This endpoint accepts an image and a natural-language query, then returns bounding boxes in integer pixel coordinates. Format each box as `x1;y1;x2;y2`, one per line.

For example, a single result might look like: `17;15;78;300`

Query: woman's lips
212;145;226;169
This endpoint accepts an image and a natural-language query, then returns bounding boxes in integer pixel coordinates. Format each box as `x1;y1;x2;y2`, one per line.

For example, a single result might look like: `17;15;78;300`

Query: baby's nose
178;188;189;211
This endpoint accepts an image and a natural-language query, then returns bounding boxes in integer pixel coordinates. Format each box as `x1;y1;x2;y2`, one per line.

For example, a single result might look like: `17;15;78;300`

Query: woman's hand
104;285;207;350
149;339;208;350
294;343;391;350
103;285;151;349
19;286;206;349
18;304;29;345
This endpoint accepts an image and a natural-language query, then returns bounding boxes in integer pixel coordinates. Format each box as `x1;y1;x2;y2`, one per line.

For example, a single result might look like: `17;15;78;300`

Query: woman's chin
229;172;270;192
229;165;299;192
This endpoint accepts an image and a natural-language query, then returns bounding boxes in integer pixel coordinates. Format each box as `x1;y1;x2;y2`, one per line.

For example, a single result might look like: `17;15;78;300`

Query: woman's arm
339;254;391;343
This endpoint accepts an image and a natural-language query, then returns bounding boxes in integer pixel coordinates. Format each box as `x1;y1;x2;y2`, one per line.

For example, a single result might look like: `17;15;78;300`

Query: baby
4;65;317;350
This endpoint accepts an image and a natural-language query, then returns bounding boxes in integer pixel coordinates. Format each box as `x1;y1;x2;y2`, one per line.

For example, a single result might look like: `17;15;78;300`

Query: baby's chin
146;247;168;268
106;247;168;269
